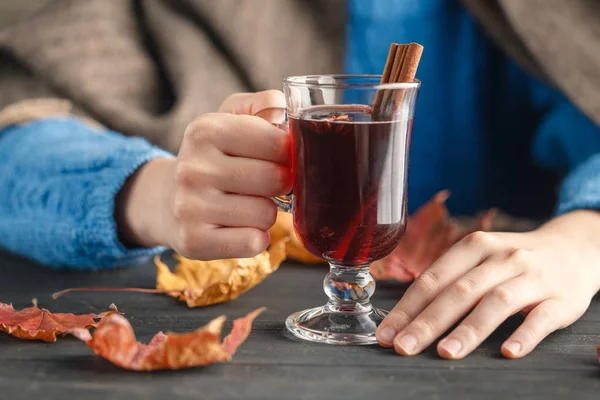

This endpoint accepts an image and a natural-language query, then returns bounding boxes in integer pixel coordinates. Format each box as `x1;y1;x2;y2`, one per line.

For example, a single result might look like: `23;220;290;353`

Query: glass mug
264;75;420;345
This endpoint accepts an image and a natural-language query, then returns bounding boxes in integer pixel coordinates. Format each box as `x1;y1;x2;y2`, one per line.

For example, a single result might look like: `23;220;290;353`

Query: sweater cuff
0;98;105;131
555;153;600;216
73;143;174;269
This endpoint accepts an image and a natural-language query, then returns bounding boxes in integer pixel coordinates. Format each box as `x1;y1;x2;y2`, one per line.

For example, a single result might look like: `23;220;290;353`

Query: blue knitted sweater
0;118;172;268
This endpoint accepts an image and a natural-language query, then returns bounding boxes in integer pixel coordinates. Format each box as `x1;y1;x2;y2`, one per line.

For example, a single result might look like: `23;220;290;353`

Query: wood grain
0;250;599;400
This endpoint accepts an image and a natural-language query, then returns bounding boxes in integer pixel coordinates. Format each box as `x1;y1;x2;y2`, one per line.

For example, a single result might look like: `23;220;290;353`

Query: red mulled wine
290;105;412;266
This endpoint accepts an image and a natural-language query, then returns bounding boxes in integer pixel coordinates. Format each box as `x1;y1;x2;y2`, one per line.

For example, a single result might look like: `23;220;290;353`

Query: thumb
218;90;286;124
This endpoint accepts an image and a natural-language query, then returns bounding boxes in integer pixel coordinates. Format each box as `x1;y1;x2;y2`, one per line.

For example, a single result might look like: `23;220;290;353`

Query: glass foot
285;305;388;345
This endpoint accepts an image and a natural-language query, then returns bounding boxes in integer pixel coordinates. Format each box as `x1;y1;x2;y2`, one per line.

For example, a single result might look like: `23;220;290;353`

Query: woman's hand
375;210;600;359
116;90;291;260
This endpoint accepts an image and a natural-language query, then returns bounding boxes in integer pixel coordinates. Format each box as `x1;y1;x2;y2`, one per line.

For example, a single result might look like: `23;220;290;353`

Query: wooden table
1;249;600;400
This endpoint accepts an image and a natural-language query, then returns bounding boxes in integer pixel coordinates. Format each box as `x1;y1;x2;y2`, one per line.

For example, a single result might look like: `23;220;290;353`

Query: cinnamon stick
390;42;423;111
397;43;423;82
380;44;398;84
380;44;408;115
372;44;399;114
372;42;423;120
390;44;408;82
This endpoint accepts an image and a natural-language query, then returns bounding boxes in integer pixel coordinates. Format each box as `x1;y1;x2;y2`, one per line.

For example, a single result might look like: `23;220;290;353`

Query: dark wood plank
1;250;599;400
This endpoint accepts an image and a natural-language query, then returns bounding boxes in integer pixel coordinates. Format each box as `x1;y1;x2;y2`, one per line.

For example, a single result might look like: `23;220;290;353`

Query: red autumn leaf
370;191;496;282
0;302;119;342
69;307;265;371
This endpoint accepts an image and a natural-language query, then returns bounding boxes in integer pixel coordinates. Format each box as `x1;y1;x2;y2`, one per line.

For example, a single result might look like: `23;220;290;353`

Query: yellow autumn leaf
269;212;325;264
155;239;288;307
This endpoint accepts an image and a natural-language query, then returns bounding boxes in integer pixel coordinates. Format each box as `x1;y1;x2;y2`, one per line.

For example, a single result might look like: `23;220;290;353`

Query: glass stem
323;263;376;314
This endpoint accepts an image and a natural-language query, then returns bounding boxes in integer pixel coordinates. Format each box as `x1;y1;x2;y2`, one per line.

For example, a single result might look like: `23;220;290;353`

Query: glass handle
273;192;293;213
253;107;293;214
273;119;293;213
272;119;293;213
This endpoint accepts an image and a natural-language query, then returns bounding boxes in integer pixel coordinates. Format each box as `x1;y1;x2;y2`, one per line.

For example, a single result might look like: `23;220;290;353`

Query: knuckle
221;93;251;114
519;327;541;344
387;309;412;328
261;89;285;99
526;266;546;282
533;307;553;325
172;193;189;221
413;317;438;336
230;165;253;184
490;285;514;307
258;89;285;106
229;200;251;222
506;248;532;266
180;162;214;188
462;231;493;249
172;190;193;223
184;114;221;145
225;200;243;220
458;323;482;341
174;162;195;188
224;92;247;106
523;328;541;343
413;270;440;295
452;277;477;299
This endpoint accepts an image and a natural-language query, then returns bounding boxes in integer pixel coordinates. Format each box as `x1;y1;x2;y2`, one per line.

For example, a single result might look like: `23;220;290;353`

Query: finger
253;107;286;125
216;115;290;165
218;90;286;119
377;231;502;347
181;227;270;260
501;299;566;359
390;255;523;355
437;274;544;359
185;113;290;165
202;194;278;231
175;156;291;198
215;155;292;197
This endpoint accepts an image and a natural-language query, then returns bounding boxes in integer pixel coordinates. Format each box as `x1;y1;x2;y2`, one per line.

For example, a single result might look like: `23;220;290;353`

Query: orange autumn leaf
371;191;496;282
0;302;119;342
269;212;324;264
155;239;287;307
69;308;265;371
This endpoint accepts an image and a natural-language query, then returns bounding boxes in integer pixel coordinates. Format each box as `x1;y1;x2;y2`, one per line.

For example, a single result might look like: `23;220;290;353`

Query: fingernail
504;341;522;356
440;338;463;358
395;334;418;354
377;326;396;344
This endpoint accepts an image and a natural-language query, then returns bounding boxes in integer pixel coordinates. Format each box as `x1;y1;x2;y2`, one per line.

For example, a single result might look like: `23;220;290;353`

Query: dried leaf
269;212;324;264
69;308;265;371
371;191;496;282
0;303;119;342
155;239;288;307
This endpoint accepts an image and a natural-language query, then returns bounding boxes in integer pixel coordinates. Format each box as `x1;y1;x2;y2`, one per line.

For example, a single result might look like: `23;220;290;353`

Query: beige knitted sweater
0;0;599;155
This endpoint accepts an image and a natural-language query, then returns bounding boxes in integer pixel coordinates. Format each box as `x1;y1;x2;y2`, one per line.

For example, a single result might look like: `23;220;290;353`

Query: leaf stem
52;287;181;299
